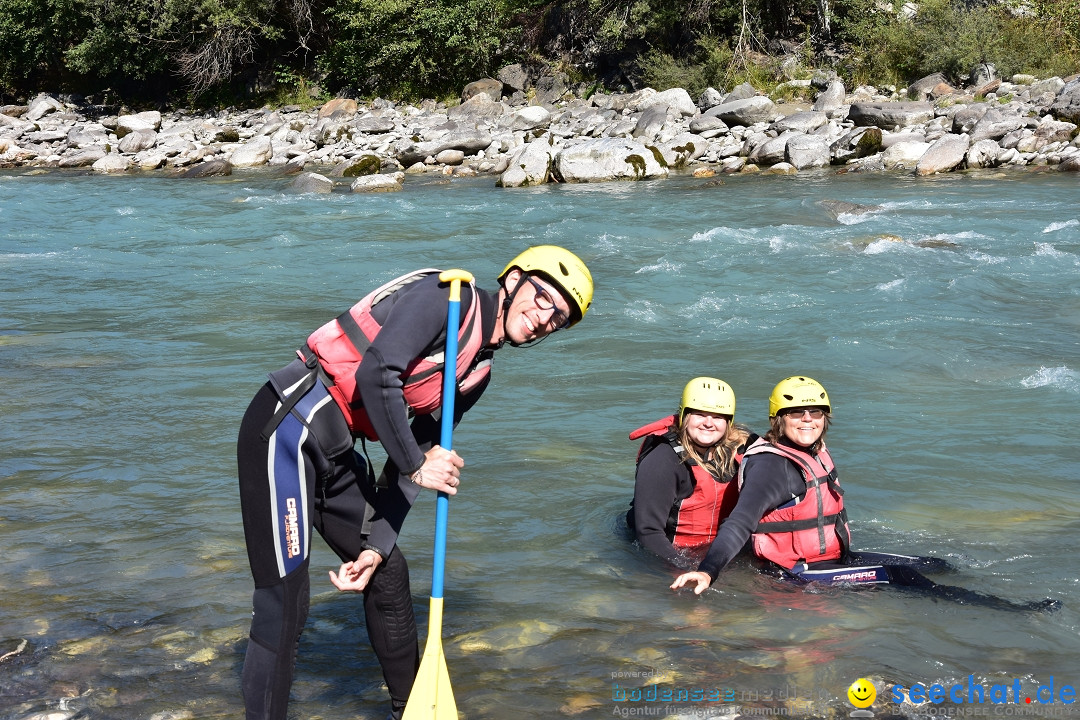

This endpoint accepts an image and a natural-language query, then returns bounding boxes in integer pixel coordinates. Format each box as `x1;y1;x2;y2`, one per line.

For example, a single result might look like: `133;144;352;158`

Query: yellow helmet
500;245;593;327
679;377;736;418
769;376;831;417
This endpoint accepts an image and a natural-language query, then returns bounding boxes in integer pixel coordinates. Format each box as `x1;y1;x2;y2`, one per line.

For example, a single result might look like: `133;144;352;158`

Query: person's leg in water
781;552;1060;612
314;451;420;720
238;382;320;720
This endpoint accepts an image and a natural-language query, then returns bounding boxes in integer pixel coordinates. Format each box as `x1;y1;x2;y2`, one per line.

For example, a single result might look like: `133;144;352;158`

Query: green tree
320;0;508;99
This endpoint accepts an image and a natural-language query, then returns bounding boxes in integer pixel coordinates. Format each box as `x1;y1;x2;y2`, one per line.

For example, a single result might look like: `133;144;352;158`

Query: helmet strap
499;271;554;349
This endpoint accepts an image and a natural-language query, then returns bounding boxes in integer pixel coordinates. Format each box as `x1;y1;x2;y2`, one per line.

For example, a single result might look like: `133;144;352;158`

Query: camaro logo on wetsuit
284;497;301;558
833;570;879;582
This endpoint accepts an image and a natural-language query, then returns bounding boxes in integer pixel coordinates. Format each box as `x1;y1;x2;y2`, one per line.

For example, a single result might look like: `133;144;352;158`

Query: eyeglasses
526;276;570;329
784;408;826;420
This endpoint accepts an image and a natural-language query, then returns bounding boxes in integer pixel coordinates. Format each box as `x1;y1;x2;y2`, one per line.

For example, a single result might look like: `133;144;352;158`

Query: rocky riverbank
2;67;1080;189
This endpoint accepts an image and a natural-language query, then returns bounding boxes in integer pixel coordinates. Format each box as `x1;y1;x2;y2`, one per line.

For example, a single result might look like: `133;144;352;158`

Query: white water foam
1042;219;1079;233
1020;366;1080;394
876;278;905;291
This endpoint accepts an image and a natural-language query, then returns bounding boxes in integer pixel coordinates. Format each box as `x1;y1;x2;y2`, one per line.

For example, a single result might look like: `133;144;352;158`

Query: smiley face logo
847;678;876;709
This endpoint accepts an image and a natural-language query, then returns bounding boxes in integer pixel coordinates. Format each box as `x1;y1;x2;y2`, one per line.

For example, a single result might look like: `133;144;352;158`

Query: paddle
402;269;472;720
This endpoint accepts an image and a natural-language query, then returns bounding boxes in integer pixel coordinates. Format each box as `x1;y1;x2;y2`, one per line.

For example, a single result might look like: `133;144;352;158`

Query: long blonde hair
677;416;751;482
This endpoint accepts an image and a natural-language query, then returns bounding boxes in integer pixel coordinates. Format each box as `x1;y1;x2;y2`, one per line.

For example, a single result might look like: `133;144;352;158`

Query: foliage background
0;0;1077;105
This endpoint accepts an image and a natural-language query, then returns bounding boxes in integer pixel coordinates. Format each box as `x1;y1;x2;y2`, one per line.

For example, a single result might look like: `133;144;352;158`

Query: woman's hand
408;445;465;495
670;571;713;595
329;549;384;592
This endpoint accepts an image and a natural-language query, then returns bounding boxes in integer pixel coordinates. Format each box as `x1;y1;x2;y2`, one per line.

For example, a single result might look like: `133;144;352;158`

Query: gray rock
969;107;1025;142
915;133;970;175
1034;116;1078;145
116;111;161;138
970;63;997;87
689;114;728;138
534;72;569;105
92;154;131;173
354;116;396;134
749;131;796;165
230;136;274;167
880;131;927;148
497;63;539;94
290;171;334;193
951;104;990;134
435;149;465;165
555;137;668;182
26;94;64;121
647;88;698;117
698;87;725;110
118;129;157;154
725;83;758;102
813;80;847;116
1050;78;1080;123
447;93;507;123
907;73;948;99
632;104;670;140
1029;77;1065;98
329;154;382;177
462;78;504;103
966;139;1003;168
508;105;551;132
58;148;107;167
882;140;931;170
772;111;828;134
396;131;492;166
174;159;233;178
350;172;404;192
498;135;560;187
847;102;935;129
830;126;883;164
786;133;832;169
705;96;781;126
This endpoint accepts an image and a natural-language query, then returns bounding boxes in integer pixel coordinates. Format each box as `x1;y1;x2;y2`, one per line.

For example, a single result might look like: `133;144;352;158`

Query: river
1;167;1078;719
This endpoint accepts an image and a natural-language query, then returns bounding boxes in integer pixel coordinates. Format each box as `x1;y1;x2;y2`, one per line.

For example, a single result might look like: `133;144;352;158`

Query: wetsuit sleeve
363;378;490;555
696;452;805;581
356;278;475;475
631;444;684;564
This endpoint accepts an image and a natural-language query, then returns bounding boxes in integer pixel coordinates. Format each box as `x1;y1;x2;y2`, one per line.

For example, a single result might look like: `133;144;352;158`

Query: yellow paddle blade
403;597;458;720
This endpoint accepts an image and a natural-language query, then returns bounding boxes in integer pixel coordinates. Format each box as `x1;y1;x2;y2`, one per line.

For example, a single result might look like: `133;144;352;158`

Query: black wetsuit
627;434;754;564
237;275;497;720
693;437;1057;612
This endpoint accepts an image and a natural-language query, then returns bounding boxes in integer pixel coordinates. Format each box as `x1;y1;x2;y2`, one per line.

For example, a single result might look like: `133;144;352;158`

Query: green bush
320;0;510;99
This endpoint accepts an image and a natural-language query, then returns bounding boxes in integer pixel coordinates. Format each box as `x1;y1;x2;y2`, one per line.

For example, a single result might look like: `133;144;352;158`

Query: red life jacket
739;438;850;569
630;415;741;549
302;269;491;439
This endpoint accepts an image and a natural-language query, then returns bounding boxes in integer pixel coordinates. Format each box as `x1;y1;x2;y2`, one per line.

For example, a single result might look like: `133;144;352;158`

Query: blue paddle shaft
431;277;463;600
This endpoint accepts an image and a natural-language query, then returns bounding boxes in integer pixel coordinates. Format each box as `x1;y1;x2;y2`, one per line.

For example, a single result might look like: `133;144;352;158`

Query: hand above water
670;571;713;595
329;549;383;592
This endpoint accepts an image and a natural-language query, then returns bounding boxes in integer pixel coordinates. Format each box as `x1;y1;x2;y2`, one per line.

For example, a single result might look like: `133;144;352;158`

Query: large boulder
396;131;493;166
58;148;107;167
497;135;560;187
771;111;828;134
447;93;507;123
847;102;934;130
92;154;131;173
813;80;847;117
786;134;832;169
969;107;1025;143
830;126;883;164
882;140;930;170
231;136;274;167
116;111;161;138
118;129;157;154
704;96;780;126
632;104;670;140
175;159;233;178
646;88;698;117
966;139;1003;169
1050;78;1080;123
290;172;334;193
350;172;404;192
319;98;358;119
462;78;504;103
915;133;969;175
554;138;668;182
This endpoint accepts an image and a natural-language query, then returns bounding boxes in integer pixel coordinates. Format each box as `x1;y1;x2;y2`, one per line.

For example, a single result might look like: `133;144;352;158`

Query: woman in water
670;376;1058;611
627;377;757;564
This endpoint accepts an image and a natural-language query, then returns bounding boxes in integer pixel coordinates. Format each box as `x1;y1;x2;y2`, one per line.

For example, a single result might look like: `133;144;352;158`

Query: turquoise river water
1;167;1079;720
